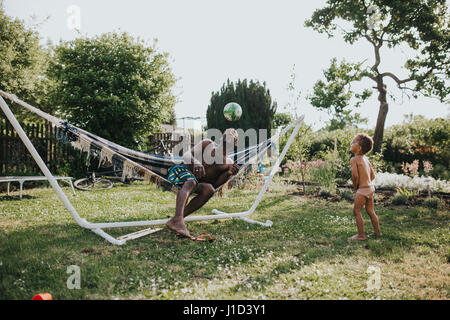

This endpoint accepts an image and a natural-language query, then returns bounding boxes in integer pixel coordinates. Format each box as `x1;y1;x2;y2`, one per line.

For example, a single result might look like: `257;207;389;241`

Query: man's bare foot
166;218;190;238
349;234;366;241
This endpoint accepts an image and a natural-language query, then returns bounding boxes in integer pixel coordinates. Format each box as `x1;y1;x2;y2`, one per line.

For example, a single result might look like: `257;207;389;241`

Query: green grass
0;179;449;300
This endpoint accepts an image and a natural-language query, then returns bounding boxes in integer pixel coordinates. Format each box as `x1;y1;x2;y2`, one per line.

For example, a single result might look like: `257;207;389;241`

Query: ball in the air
223;102;242;121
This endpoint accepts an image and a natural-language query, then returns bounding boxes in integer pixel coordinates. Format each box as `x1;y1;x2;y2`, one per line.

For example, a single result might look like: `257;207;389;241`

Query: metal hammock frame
0;90;304;245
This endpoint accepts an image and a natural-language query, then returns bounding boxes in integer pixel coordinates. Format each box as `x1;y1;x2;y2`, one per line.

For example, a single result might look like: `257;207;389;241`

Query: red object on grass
32;293;53;300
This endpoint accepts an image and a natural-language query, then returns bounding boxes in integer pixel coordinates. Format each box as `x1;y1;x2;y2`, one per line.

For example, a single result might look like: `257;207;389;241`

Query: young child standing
349;133;381;240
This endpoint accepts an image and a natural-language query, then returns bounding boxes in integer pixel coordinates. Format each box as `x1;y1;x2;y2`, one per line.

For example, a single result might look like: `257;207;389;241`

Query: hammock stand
0;90;304;245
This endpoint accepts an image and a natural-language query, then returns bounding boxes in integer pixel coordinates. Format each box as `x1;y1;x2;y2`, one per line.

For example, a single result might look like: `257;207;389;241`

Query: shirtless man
349;133;381;240
165;128;240;238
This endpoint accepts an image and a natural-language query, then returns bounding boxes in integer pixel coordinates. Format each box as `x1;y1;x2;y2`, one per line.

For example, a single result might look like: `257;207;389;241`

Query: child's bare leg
365;195;381;236
350;194;367;240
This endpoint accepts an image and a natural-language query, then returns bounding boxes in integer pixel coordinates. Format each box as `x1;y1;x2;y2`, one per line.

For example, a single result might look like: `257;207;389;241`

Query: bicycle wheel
74;177;114;191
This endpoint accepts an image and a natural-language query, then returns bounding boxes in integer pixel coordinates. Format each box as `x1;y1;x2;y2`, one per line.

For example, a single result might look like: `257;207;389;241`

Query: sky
3;0;449;130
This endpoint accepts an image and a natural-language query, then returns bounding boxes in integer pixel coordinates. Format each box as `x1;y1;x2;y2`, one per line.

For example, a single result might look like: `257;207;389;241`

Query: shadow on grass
0;197;448;299
0;195;37;201
218;203;449;295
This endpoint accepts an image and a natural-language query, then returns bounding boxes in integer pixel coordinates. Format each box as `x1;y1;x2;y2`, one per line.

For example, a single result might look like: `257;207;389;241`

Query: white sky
3;0;449;130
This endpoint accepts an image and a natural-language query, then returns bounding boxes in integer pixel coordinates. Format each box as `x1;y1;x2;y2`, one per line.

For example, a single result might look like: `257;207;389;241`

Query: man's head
351;133;373;155
222;128;239;147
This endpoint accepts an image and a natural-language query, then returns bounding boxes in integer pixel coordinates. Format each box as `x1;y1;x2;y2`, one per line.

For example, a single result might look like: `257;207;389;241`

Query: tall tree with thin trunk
0;2;50;119
305;0;449;152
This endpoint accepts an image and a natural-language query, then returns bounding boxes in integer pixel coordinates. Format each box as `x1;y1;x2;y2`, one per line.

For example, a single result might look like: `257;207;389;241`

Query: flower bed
372;173;449;193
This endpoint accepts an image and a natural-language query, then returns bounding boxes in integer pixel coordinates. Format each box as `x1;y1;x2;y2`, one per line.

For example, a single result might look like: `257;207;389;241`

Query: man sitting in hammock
165;128;240;238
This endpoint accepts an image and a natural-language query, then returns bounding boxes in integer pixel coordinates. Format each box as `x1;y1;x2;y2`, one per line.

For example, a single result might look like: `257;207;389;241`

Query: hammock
0;90;304;245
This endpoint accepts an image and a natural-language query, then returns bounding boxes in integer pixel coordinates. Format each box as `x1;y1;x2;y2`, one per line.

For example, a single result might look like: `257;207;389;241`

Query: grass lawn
0;178;448;300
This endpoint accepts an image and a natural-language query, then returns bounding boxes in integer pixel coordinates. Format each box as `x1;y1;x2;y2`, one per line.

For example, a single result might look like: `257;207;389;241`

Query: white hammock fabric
0;90;304;245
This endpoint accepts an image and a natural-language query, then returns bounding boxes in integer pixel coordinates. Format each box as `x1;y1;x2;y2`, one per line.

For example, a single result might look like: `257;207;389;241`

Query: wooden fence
1;115;208;175
147;131;207;155
0;116;74;175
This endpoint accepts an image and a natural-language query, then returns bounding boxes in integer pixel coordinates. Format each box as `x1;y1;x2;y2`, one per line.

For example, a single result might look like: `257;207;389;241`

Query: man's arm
225;156;240;174
182;139;213;178
350;157;359;192
213;160;239;188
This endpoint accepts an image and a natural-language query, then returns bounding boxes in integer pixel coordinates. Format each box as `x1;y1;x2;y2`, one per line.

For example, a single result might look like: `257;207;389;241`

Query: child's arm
350;157;359;192
369;162;375;181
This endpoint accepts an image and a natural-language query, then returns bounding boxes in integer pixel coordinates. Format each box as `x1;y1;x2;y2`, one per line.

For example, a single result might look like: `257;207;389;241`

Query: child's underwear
356;185;375;199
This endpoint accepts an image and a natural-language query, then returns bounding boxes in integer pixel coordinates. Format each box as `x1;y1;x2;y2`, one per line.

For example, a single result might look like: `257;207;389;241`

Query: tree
47;32;177;148
306;0;449;152
206;79;277;139
0;2;50;119
309;58;370;130
273;112;293;128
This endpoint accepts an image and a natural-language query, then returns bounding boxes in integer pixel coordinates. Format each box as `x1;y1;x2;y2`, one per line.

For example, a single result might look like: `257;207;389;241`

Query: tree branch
364;33;376;46
380;72;413;84
380;14;393;40
365;30;383;75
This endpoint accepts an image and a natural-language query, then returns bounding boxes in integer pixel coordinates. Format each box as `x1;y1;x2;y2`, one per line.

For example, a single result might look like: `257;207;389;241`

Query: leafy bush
319;189;332;198
305;185;317;195
54;149;93;180
366;151;387;174
391;187;417;205
395;187;417;199
391;194;409;205
0;5;50;119
422;197;444;209
279;123;312;165
307;152;340;193
280;115;448;183
299;126;381;181
340;189;354;201
382;115;450;180
48;32;177;149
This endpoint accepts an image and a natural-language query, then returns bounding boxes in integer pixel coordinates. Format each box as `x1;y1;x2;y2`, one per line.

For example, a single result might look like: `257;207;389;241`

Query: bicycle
74;168;140;191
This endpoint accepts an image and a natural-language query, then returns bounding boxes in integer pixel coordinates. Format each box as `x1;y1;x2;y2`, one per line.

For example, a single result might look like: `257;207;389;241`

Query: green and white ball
223;102;242;121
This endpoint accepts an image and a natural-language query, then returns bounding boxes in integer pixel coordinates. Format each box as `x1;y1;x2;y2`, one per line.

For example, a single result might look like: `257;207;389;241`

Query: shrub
382;115;449;180
48;32;177;148
319;189;332;198
422;197;444;209
340;189;354;201
307;152;340;193
392;194;409;205
367;152;387;174
401;160;420;176
285;160;304;180
279;123;312;165
373;193;380;203
395;187;417;199
305;185;317;195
